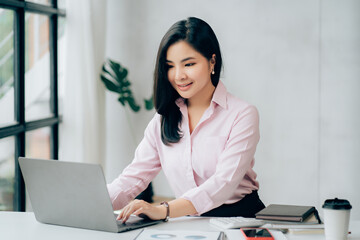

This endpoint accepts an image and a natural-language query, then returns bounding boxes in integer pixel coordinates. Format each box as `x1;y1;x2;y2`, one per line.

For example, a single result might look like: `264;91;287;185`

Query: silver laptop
18;157;161;233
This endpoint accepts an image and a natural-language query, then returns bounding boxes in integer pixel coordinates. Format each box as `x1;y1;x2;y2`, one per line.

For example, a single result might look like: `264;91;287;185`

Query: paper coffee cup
322;198;352;240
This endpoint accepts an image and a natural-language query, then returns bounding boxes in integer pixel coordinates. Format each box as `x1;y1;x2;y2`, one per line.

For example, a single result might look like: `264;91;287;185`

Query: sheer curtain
60;0;107;166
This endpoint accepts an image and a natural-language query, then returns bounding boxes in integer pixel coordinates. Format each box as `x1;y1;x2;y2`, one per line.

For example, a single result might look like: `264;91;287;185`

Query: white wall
319;0;360;219
104;0;360;220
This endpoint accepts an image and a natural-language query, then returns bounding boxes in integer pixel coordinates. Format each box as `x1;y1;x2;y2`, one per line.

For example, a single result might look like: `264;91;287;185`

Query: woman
107;17;265;223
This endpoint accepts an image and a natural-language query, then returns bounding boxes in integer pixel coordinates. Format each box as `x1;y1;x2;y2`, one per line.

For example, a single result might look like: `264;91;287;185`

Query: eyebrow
166;57;196;63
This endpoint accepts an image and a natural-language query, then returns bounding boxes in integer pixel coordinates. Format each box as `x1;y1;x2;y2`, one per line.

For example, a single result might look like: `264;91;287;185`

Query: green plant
100;58;154;203
100;58;153;112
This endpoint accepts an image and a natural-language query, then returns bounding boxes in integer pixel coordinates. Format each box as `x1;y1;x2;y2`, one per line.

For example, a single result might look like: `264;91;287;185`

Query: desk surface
1;212;359;240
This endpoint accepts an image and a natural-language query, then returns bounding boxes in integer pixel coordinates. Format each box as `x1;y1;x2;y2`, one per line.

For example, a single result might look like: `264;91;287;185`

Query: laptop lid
18;157;160;233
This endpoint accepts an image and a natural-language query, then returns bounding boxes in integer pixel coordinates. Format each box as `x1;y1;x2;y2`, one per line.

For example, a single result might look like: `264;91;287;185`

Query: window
0;0;65;211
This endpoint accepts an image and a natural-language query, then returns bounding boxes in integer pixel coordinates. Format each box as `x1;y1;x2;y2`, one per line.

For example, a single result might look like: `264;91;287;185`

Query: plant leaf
100;75;120;93
118;97;125;106
100;58;141;112
126;97;141;112
144;96;154;110
109;60;128;85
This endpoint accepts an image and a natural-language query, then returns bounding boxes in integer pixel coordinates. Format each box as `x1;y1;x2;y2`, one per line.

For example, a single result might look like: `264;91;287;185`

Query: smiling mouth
178;82;192;87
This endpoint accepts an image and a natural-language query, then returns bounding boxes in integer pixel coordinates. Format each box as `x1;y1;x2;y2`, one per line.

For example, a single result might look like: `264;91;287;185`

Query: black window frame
0;0;65;211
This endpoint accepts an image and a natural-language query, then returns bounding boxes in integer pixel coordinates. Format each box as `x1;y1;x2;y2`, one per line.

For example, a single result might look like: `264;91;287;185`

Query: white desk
1;211;359;240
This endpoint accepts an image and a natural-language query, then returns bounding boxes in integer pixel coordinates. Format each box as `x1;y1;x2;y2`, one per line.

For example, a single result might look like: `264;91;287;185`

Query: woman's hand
117;199;166;223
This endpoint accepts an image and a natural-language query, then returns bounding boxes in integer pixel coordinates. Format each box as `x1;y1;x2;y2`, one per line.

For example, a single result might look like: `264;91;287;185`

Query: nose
174;67;186;81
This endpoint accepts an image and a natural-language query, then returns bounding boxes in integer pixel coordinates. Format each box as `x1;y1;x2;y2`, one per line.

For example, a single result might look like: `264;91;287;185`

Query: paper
134;229;224;240
263;223;324;229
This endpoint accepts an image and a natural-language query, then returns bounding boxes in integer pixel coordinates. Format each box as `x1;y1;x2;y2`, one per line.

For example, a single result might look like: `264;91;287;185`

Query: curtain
60;0;107;166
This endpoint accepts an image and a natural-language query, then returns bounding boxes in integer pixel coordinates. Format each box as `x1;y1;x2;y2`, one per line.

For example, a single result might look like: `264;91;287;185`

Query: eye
166;64;174;69
185;63;195;67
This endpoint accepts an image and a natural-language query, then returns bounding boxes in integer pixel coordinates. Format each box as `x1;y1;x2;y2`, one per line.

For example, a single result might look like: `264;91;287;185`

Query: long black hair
153;17;222;145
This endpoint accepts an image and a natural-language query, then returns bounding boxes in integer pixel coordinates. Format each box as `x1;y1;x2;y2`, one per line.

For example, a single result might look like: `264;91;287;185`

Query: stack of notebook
255;204;322;223
255;204;324;235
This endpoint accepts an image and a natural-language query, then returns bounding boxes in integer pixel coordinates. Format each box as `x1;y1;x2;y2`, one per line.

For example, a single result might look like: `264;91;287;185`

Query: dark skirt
201;191;265;218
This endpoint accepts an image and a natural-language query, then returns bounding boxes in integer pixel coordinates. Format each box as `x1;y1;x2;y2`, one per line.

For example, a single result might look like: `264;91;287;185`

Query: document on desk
134;228;225;240
263;223;324;229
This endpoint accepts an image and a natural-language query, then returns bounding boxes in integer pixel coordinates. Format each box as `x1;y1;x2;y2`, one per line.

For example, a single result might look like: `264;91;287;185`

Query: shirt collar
211;80;227;109
175;80;228;109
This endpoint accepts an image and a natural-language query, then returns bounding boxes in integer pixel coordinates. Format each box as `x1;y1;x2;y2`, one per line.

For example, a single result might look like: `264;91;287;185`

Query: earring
212;69;215;75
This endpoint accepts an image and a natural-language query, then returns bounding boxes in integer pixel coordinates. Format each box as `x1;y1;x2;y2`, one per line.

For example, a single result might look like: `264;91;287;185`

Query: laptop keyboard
115;215;161;232
114;214;147;225
116;219;148;227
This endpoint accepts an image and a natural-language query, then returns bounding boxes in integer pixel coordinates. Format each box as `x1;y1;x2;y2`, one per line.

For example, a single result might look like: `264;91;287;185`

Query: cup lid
322;198;352;210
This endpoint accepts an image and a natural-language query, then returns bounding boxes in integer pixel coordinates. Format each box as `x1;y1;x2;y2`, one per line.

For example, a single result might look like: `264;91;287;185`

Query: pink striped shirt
107;81;260;215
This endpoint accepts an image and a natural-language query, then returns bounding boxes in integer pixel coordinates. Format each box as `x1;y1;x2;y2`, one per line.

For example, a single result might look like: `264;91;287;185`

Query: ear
210;54;216;73
210;54;216;65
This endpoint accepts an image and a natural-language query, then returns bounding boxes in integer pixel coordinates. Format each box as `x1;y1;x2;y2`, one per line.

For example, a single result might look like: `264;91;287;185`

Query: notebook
255;204;321;223
18;157;161;233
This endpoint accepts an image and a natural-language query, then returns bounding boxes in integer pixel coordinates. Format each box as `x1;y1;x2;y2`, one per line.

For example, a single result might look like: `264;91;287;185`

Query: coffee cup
322;198;352;240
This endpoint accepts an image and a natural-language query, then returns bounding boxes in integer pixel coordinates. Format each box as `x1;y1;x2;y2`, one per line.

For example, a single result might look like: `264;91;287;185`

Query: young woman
107;17;265;223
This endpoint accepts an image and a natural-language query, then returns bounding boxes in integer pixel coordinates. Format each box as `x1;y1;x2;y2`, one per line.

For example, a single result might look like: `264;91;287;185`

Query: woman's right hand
117;199;167;223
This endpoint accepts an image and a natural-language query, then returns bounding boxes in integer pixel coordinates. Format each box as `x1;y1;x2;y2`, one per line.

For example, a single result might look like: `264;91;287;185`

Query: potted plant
100;58;154;202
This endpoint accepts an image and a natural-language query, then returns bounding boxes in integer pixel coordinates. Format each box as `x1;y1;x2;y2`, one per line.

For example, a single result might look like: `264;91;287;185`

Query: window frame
0;0;65;211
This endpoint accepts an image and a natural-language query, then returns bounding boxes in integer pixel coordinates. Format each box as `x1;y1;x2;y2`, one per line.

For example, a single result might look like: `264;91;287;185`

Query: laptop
18;157;161;233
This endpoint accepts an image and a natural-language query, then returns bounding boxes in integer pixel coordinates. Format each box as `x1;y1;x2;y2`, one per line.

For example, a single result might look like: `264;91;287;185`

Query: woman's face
166;41;215;102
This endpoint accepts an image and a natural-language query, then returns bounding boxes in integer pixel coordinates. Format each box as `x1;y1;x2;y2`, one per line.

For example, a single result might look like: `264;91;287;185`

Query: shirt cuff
181;189;214;215
107;183;134;210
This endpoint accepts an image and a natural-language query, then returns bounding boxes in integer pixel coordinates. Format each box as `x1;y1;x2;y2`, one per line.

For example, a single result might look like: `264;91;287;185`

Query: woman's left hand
117;199;166;223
